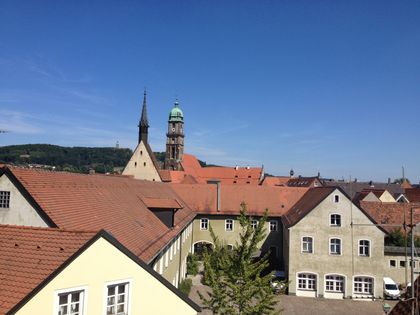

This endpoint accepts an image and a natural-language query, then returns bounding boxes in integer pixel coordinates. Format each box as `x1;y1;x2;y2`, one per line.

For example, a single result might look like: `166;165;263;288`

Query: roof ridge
0;224;100;234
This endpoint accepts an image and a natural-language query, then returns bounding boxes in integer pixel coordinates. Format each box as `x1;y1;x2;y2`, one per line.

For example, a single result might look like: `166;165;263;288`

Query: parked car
383;277;401;299
271;270;287;294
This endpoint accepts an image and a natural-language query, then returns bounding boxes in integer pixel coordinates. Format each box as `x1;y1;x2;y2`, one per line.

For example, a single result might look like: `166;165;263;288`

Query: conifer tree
199;203;280;315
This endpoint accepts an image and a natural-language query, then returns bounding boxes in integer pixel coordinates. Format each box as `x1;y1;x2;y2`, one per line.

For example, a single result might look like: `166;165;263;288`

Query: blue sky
0;1;419;182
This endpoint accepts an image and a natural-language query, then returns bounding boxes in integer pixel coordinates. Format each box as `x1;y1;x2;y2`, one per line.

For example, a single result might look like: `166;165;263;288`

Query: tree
199;203;280;315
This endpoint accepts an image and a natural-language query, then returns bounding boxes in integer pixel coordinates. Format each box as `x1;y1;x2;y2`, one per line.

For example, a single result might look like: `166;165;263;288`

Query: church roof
169;100;183;122
139;90;149;127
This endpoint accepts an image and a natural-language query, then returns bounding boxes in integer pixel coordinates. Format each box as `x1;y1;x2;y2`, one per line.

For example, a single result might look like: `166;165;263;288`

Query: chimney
207;180;221;212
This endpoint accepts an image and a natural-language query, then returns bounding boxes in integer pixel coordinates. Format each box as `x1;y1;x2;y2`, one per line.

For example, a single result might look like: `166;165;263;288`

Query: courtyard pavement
189;278;398;315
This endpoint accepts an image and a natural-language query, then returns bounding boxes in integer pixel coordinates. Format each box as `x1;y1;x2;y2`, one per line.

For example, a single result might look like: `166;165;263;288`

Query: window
359;240;370;257
400;260;406;268
297;273;316;290
200;218;209;230
325;275;344;292
106;283;129;315
410;260;416;268
302;237;313;253
330;214;341;227
0;191;10;208
251;220;258;230
389;260;396;268
269;220;278;232
227;244;234;251
143;162;146;167
334;194;340;203
330;238;341;255
57;290;84;315
353;277;373;294
225;219;234;231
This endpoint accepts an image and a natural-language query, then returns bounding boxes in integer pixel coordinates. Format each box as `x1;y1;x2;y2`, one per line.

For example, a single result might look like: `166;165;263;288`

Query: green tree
199;203;279;315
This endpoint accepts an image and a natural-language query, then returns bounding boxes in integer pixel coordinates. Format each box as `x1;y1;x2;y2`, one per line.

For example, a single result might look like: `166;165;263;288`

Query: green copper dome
169;101;184;122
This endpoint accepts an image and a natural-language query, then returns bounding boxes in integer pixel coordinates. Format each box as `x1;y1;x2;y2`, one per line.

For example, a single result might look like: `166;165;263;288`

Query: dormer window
330;214;341;227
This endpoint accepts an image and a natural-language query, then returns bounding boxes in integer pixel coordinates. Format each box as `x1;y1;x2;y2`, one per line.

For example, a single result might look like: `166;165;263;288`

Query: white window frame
269;220;278;232
251;219;258;230
358;239;370;257
200;218;209;230
301;236;313;254
0;191;10;208
54;286;88;315
353;276;374;295
225;219;234;232
329;213;341;227
103;279;132;315
329;237;342;255
325;274;345;293
297;272;317;291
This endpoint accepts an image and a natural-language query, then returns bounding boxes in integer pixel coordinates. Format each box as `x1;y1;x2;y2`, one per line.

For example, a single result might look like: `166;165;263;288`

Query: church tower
164;100;184;170
138;90;149;144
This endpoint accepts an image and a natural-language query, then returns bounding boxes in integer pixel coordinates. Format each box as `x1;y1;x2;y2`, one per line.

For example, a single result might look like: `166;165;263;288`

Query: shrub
179;278;193;296
187;253;199;276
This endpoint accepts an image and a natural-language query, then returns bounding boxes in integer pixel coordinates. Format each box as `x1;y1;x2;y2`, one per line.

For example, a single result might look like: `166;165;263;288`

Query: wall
287;189;386;299
16;237;197;315
192;215;283;268
0;173;48;227
152;221;194;287
384;254;420;285
122;142;161;182
379;191;396;203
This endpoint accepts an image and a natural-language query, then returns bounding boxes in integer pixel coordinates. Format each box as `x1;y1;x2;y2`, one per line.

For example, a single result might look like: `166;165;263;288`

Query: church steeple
138;90;149;144
164;99;184;170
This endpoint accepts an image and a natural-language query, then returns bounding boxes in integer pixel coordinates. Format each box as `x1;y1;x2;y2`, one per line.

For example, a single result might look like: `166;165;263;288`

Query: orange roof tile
359;201;420;233
171;183;308;216
179;154;263;185
261;176;290;186
0;225;97;314
142;197;183;209
4;166;196;262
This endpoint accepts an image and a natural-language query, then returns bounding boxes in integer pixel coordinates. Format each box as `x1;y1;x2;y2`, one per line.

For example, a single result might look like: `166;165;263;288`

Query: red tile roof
282;187;336;227
179;154;263;185
142;197;183;209
359;201;420;233
0;225;97;314
260;176;290;186
3;166;196;262
171;184;308;216
406;188;420;203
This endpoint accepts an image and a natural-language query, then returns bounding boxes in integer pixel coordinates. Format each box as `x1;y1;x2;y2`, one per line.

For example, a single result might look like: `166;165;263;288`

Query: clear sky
0;1;419;183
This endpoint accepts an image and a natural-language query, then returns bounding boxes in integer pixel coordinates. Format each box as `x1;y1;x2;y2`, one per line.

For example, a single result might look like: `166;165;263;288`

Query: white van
383;277;400;299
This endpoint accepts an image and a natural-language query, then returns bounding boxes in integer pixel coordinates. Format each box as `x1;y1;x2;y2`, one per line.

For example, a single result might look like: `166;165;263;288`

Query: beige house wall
362;192;380;202
0;173;48;227
16;237;197;315
122;142;161;182
379;190;396;203
287;189;386;299
384;254;420;285
192;215;283;267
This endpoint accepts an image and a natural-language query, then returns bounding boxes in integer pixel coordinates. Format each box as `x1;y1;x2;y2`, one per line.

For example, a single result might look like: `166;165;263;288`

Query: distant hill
0;144;134;174
0;144;209;174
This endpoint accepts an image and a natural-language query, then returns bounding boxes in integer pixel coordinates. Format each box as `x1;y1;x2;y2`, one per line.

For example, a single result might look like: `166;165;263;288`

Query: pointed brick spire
138;89;149;144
